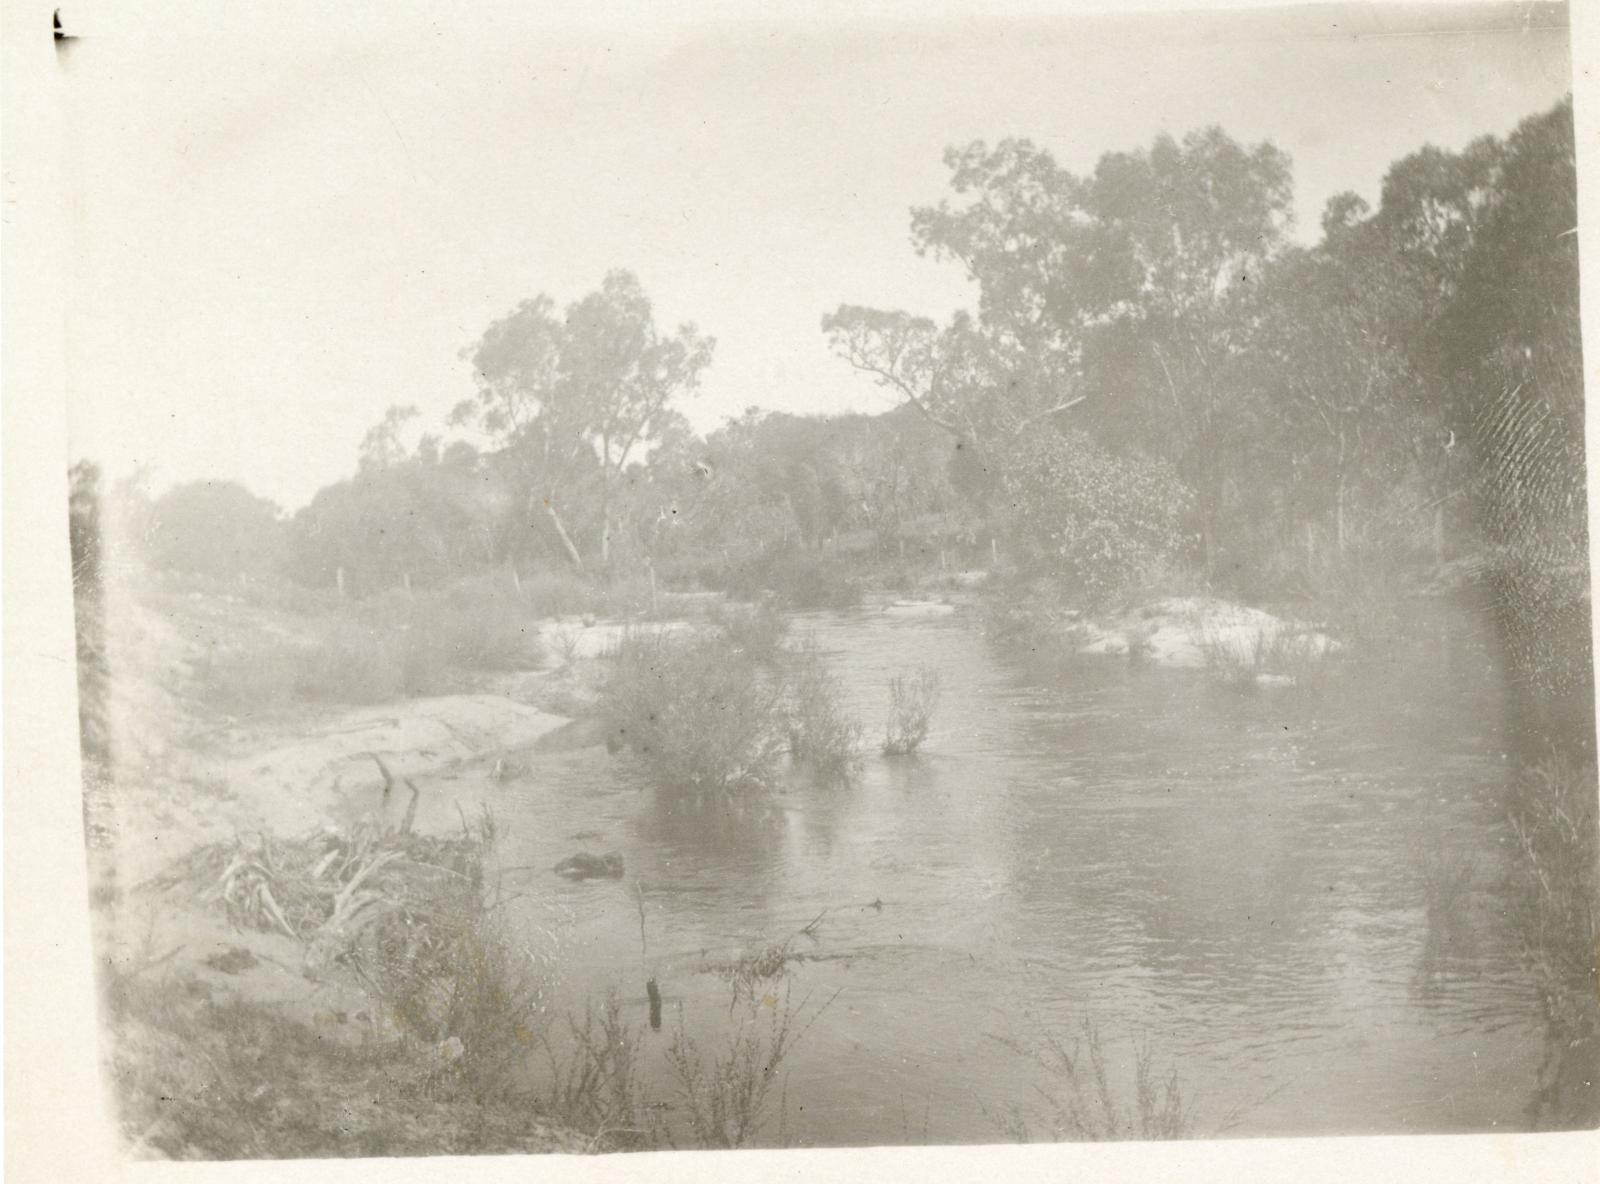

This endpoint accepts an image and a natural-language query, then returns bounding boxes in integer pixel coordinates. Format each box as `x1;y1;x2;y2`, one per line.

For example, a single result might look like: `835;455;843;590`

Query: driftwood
368;753;422;835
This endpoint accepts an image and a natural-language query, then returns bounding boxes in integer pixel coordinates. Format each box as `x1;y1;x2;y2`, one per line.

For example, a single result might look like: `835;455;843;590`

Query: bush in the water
601;628;787;799
883;667;941;756
783;636;862;781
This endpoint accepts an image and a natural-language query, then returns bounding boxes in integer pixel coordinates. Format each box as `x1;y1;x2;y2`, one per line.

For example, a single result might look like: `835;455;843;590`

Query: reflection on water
467;598;1569;1144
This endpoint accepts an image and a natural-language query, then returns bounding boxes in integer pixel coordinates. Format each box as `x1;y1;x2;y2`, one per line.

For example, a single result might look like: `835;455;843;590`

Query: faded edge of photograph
28;0;1600;1169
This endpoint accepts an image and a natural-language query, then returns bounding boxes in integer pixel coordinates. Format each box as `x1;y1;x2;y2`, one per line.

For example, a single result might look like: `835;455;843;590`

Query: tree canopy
453;270;715;568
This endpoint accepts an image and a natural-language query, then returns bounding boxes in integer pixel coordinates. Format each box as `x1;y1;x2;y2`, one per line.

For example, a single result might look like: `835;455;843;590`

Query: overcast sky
62;1;1573;511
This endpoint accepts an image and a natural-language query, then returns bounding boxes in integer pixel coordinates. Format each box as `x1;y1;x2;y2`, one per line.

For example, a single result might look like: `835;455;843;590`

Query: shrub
431;579;545;670
997;431;1192;609
329;816;547;1105
663;981;834;1149
537;992;658;1151
146;811;557;1119
977;593;1062;651
723;548;861;611
883;668;940;756
195;577;545;714
549;624;583;665
147;479;287;581
601;629;787;800
708;598;789;662
783;637;862;781
300;629;423;701
520;568;596;618
986;1018;1190;1142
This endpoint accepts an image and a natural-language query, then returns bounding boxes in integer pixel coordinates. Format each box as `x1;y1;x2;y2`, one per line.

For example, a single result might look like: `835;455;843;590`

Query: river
473;597;1566;1145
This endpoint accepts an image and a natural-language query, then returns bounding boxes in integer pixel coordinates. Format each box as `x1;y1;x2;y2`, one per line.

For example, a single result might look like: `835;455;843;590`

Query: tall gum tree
824;129;1293;564
455;272;714;569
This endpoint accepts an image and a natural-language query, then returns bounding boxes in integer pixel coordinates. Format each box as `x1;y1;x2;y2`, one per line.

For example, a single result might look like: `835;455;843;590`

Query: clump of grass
663;981;836;1149
985;1018;1190;1142
600;628;788;801
155;805;552;1105
883;667;940;756
1503;755;1599;1128
783;636;862;782
708;599;789;663
537;992;660;1151
1196;621;1332;691
107;807;590;1156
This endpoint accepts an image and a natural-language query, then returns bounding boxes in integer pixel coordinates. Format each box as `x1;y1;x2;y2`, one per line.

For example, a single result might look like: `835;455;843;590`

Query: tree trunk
1335;427;1349;556
534;492;584;570
600;440;613;568
1187;455;1224;578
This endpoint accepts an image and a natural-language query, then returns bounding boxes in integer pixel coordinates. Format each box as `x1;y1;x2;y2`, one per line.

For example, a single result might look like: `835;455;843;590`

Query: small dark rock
554;851;625;881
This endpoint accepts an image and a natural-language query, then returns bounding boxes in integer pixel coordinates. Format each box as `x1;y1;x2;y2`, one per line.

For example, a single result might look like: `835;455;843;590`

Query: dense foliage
998;431;1191;606
100;98;1583;650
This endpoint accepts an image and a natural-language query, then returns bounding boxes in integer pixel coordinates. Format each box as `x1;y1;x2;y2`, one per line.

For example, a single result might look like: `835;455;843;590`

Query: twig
368;752;397;800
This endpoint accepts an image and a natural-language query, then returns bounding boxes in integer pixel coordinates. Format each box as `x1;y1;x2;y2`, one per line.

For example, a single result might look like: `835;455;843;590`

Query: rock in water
553;851;625;881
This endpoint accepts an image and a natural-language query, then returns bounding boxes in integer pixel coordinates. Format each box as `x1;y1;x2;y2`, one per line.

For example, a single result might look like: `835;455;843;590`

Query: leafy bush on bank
997;431;1192;609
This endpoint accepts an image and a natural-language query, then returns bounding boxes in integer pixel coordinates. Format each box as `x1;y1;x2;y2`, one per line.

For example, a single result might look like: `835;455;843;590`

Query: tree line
87;97;1583;635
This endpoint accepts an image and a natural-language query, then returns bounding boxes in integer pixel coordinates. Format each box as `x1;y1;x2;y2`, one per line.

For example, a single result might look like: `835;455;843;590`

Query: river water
478;598;1567;1145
